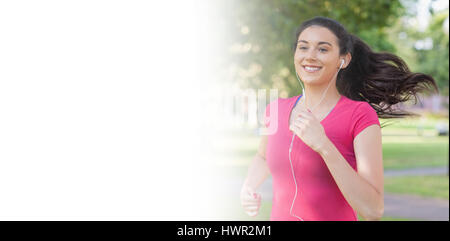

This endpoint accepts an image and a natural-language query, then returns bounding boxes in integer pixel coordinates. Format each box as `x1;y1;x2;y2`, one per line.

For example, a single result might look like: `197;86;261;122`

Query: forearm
243;153;271;190
318;138;384;221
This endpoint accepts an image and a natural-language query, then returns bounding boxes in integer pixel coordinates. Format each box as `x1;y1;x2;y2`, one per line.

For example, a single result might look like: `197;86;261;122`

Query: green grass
382;136;448;169
384;175;449;199
380;116;448;131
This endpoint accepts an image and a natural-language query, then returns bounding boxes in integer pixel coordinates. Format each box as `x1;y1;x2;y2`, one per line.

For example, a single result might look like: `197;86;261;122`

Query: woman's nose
304;48;318;60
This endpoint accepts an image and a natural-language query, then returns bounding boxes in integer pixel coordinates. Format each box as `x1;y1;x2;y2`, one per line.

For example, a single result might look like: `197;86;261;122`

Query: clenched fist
240;184;261;217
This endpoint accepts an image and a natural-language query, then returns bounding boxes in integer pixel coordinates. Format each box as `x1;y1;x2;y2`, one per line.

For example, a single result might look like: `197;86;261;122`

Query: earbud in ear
340;59;345;69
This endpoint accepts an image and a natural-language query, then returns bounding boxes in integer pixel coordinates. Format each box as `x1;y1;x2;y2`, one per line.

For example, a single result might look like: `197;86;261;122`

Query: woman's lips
303;65;322;73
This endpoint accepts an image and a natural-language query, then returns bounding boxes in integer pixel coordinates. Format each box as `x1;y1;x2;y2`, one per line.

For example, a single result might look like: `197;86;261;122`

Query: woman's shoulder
279;95;302;106
340;96;380;138
340;95;379;121
266;95;300;109
340;95;376;113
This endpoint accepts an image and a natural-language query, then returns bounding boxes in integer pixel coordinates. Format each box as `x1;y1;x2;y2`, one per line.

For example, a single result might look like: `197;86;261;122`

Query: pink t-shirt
264;94;380;221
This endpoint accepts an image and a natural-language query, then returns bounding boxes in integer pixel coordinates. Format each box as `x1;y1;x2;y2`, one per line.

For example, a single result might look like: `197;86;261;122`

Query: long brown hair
293;16;439;119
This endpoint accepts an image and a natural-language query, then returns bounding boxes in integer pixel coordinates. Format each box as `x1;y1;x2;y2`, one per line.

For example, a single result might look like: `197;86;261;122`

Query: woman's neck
301;84;341;112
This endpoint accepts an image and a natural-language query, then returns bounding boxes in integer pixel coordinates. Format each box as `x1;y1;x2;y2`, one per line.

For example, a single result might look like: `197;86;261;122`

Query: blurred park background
207;0;449;221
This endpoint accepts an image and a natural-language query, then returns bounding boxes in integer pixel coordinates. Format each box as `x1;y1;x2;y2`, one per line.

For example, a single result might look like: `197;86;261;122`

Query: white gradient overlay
0;0;229;220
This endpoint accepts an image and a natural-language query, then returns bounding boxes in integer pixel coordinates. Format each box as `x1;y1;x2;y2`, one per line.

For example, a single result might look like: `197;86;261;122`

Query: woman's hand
289;109;329;153
240;184;261;217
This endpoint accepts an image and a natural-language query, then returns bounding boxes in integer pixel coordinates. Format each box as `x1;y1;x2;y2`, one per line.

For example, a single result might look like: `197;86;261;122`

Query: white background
0;0;221;220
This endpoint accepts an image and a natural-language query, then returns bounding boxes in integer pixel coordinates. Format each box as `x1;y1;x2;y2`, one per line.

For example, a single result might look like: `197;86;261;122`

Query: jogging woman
240;16;438;221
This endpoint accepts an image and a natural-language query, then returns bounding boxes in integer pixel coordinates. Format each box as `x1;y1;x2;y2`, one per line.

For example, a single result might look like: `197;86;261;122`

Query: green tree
414;10;449;96
222;0;411;97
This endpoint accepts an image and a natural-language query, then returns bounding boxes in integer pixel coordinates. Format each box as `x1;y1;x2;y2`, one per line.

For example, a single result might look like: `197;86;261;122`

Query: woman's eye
298;46;327;52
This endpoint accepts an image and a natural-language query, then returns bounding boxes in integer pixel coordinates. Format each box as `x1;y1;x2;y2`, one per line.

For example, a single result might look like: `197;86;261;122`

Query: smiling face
294;26;342;86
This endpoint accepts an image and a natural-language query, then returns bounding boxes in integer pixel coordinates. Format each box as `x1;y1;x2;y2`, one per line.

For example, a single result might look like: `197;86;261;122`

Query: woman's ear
342;53;352;69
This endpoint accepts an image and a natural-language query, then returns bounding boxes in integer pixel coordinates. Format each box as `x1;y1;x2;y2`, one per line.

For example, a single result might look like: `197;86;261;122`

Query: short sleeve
351;102;380;139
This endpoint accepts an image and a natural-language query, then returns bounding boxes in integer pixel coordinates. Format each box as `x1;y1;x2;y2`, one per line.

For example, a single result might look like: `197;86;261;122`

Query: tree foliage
414;10;449;95
384;4;449;96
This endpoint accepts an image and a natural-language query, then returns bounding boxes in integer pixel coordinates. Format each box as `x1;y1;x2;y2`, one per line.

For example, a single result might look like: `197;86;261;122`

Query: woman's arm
317;124;384;221
243;135;271;190
241;135;271;216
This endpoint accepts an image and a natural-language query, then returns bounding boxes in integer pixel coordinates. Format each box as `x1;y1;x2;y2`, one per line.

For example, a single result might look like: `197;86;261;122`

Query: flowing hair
293;16;439;119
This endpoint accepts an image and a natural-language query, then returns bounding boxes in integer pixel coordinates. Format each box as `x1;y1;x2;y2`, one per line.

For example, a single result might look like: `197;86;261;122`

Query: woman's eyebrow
298;40;332;46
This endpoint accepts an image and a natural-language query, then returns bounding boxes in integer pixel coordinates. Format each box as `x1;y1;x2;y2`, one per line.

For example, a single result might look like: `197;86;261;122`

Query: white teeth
304;66;321;72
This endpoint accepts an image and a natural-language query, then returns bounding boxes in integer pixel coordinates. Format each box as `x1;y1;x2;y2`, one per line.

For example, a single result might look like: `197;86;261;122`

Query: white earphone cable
289;59;344;221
